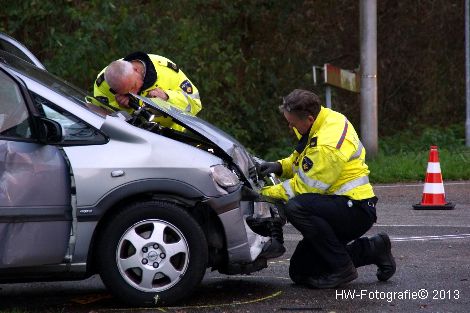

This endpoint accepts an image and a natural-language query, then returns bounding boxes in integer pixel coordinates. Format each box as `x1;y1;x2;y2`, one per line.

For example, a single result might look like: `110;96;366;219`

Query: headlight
210;165;240;188
231;146;250;177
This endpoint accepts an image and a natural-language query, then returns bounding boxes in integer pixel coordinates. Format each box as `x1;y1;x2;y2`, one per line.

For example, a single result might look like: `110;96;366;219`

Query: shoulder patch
167;61;179;73
95;73;105;87
302;156;314;172
310;136;318;147
179;79;193;94
95;96;109;105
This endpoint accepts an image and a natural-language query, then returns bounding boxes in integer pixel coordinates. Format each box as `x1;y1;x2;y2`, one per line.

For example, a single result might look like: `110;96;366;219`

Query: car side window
33;93;107;144
0;70;32;139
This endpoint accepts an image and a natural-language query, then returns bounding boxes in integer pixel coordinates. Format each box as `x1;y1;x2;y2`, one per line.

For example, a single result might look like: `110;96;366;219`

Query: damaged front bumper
203;186;286;275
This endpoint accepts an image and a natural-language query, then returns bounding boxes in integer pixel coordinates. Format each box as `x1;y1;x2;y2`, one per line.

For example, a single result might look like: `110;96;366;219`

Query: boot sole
305;269;358;289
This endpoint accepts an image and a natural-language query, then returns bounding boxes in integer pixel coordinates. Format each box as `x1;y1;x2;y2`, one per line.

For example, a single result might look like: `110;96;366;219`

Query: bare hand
147;88;169;100
115;94;130;108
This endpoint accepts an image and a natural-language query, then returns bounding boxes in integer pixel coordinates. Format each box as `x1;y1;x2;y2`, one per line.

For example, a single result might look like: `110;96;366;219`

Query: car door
0;67;71;268
0;32;45;69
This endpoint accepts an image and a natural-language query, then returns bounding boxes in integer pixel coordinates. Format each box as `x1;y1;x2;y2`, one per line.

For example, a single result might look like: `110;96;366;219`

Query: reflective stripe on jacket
93;52;201;131
261;106;375;202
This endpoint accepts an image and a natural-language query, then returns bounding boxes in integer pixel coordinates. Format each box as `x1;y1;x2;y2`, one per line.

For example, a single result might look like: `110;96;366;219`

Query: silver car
0;33;285;306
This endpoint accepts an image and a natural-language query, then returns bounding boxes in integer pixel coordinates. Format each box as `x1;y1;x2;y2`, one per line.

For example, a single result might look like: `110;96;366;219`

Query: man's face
283;110;315;135
116;65;144;95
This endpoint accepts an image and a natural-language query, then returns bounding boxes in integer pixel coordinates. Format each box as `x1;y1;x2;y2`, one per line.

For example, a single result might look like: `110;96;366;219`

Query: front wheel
97;201;208;306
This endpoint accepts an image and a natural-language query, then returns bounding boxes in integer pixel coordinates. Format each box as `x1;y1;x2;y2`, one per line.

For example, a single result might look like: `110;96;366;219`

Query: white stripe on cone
426;162;441;173
423;183;445;194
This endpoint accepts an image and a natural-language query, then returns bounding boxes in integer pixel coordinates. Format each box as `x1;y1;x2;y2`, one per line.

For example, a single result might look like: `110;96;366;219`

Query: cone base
412;202;455;210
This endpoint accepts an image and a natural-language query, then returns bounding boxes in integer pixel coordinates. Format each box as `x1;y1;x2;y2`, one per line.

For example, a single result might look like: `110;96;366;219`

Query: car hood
135;95;257;179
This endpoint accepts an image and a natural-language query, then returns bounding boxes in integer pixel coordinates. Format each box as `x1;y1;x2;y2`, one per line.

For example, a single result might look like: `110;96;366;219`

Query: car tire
97;200;208;306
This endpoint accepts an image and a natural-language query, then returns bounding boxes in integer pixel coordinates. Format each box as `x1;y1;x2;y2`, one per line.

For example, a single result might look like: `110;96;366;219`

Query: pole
465;0;470;146
325;85;332;108
360;0;378;158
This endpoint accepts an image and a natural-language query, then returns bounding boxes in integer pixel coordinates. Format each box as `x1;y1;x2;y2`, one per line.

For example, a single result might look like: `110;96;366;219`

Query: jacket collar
292;106;329;152
310;106;329;137
123;51;157;93
295;125;312;153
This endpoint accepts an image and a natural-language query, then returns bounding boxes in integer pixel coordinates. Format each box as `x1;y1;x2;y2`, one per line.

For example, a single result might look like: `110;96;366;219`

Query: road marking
392;233;470;242
209;275;291;280
374;224;470;227
71;293;112;304
284;233;470;242
286;224;470;229
99;307;167;312
374;181;470;188
161;291;282;311
99;290;283;312
268;259;290;265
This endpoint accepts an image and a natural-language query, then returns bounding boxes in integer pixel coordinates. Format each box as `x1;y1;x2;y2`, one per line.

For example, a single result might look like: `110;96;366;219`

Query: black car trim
202;186;243;215
0;205;72;222
77;179;208;222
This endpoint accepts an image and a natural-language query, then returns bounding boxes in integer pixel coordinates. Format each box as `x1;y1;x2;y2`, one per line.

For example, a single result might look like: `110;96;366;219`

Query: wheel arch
85;179;227;273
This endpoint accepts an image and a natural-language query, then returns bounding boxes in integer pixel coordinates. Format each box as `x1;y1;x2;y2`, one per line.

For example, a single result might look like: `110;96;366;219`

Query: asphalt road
1;181;469;313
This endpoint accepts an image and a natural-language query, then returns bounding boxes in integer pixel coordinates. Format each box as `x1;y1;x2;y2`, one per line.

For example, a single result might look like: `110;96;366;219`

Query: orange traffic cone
413;146;455;210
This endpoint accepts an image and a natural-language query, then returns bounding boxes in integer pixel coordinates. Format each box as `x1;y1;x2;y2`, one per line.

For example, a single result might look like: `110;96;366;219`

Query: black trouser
285;193;378;280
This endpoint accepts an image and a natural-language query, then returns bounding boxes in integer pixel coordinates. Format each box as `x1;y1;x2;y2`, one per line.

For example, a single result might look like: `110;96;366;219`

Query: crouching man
258;89;396;288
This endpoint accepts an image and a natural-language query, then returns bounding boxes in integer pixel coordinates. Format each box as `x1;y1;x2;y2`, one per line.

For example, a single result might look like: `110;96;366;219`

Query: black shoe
303;263;358;289
370;233;396;281
258;238;286;259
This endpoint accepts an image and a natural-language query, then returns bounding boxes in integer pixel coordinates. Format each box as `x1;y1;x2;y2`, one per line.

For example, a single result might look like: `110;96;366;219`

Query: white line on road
391;233;470;242
374;181;470;188
284;233;470;242
374;224;470;228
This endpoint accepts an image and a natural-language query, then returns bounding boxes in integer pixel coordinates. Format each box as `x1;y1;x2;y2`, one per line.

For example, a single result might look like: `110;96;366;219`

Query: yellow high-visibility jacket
261;106;375;202
93;52;201;130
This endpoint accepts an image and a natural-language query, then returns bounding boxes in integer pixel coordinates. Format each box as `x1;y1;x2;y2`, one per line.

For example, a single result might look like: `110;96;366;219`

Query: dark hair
279;89;321;119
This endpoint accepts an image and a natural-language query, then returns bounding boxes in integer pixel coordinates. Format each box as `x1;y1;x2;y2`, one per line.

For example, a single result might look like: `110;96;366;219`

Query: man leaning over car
93;51;201;130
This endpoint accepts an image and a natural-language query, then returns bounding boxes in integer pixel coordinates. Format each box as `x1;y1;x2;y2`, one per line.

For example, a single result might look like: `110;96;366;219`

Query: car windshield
0;50;114;118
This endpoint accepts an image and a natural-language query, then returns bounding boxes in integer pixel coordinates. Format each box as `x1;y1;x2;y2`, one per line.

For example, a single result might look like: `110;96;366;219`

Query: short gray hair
104;60;134;92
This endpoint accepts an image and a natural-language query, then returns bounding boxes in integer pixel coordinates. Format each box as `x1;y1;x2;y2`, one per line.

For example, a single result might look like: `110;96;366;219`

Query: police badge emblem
180;80;193;94
302;156;314;172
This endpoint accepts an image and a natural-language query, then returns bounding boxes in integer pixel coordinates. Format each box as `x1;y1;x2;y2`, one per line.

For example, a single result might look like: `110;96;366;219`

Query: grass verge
368;125;470;183
368;148;470;183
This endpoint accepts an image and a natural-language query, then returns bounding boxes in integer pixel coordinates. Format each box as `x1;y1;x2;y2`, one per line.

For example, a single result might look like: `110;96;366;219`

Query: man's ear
307;115;315;124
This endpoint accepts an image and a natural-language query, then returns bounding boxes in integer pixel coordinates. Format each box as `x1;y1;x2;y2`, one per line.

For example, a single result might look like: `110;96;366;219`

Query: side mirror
37;117;63;144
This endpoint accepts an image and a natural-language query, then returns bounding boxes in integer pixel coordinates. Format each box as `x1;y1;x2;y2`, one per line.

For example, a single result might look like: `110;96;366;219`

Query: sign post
313;64;359;109
324;63;360;93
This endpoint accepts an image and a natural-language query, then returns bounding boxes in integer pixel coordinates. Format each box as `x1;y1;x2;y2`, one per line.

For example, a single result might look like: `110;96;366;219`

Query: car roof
0;32;45;69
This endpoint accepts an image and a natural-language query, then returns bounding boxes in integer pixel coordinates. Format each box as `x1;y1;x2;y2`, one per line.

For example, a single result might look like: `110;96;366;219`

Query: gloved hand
258;161;282;178
241;186;262;201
